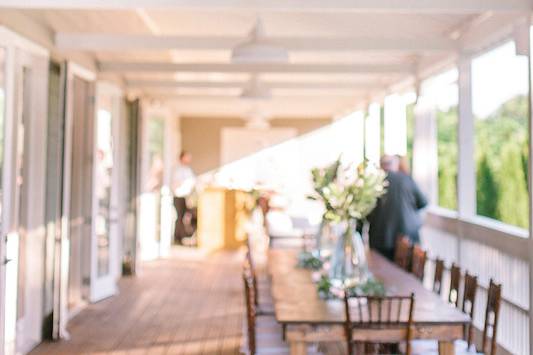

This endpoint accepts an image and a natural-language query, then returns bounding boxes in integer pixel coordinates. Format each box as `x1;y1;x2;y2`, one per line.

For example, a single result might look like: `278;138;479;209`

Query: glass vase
329;219;369;288
313;219;336;260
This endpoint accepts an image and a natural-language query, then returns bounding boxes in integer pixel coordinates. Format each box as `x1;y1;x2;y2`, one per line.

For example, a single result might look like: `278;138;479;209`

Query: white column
412;97;438;205
525;23;533;355
365;102;381;165
457;56;476;218
384;94;407;156
160;110;179;257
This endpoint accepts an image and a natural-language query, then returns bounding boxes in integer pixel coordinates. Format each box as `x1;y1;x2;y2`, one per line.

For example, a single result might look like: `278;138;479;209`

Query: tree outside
435;95;529;228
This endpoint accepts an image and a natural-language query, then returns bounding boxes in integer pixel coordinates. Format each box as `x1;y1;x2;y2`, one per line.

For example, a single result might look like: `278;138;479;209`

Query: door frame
90;81;122;302
56;61;96;340
138;104;176;261
0;26;49;355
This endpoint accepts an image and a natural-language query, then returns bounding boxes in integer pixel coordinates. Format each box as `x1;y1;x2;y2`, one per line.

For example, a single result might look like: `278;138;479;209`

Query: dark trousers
375;247;395;262
174;197;187;244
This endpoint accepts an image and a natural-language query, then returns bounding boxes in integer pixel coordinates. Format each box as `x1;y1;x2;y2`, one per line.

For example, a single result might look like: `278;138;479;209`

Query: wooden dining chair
394;236;412;271
243;266;300;355
243;270;258;355
412;278;501;355
432;258;445;295
461;272;478;348
448;263;461;307
481;279;502;355
244;252;274;316
410;245;427;281
343;292;415;355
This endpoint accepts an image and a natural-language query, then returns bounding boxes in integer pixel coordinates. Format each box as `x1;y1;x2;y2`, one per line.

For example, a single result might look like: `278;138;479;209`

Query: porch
0;1;532;355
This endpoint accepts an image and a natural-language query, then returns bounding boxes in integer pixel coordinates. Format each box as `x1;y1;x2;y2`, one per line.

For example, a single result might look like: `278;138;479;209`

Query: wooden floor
31;248;245;355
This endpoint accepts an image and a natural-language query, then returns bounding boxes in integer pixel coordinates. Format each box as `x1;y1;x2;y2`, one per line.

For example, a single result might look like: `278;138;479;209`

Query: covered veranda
0;1;532;355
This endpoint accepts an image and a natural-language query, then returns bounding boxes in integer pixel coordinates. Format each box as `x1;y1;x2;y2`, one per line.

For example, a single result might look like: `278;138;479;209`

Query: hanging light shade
232;18;289;63
241;75;272;100
245;108;271;129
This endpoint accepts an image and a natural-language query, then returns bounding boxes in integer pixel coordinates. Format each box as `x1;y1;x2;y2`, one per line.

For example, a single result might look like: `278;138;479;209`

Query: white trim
99;62;414;74
127;79;386;90
0;0;530;12
425;209;529;260
55;33;457;52
526;22;533;355
69;62;96;82
0;26;48;58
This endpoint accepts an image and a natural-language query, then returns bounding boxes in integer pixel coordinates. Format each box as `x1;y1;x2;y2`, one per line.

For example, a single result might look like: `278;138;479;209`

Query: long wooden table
268;249;471;355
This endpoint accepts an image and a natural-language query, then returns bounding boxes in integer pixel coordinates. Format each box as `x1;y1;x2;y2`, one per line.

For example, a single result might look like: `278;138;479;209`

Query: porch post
365;102;381;166
457;56;476;218
525;21;533;355
383;94;407;156
412;96;438;205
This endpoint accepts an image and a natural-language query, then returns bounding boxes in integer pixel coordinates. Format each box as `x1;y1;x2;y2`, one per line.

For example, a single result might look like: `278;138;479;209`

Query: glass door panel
95;100;113;278
90;85;119;302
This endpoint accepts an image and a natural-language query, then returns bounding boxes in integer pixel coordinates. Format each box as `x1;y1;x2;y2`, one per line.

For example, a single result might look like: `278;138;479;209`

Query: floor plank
30;248;244;355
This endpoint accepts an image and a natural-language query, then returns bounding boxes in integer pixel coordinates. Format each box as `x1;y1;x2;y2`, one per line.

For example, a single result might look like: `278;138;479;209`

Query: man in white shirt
173;150;196;244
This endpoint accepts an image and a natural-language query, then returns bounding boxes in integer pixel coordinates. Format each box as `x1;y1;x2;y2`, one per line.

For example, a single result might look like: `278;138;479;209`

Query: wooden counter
197;187;251;251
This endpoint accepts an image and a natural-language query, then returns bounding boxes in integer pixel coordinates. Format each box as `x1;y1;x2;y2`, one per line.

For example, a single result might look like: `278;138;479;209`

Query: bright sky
472;41;528;118
421;40;528;118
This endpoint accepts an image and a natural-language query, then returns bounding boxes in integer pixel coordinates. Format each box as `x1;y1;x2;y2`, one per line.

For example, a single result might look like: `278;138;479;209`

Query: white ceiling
3;2;529;119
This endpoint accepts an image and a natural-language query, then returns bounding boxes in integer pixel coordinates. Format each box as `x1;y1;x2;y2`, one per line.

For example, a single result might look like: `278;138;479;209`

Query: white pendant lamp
232;17;289;63
241;75;272;100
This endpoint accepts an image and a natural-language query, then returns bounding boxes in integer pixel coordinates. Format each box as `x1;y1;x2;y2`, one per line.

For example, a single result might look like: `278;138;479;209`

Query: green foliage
317;274;333;299
437;106;458;210
476;154;498;219
309;156;342;212
437;94;529;228
475;95;529;228
316;275;386;299
297;251;323;270
347;278;386;297
494;144;529;227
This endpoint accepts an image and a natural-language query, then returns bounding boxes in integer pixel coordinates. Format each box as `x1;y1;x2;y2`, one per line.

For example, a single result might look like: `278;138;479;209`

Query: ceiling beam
1;0;530;13
127;79;387;90
99;61;413;74
55;33;457;52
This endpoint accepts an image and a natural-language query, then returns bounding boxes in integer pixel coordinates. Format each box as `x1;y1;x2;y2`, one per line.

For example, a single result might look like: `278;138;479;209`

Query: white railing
422;208;529;355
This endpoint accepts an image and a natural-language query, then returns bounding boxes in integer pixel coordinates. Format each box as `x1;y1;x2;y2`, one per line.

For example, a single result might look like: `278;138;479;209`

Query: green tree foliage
494;144;529;227
437;107;458;210
476;154;498;219
476;95;528;228
437;95;529;228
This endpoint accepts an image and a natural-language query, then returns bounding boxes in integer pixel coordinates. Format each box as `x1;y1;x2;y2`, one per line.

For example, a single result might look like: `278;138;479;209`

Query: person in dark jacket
367;155;428;261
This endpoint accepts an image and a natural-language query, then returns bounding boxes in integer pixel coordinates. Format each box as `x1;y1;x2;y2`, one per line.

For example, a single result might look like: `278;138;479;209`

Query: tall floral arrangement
311;160;387;223
302;159;388;292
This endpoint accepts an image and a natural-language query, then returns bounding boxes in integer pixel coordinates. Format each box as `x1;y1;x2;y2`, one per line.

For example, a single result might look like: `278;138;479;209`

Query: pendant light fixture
241;75;272;100
232;17;289;63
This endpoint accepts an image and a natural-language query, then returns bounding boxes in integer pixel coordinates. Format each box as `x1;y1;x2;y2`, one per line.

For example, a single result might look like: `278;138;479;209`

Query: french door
56;65;122;338
57;63;96;338
0;31;49;355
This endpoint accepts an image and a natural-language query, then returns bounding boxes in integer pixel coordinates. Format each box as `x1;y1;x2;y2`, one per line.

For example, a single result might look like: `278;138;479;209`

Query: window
472;41;528;228
422;69;459;210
